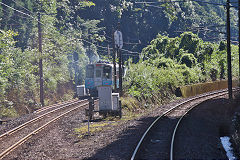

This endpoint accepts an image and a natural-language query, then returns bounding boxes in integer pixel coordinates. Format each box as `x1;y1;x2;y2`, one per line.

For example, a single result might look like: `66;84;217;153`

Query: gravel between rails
1;95;238;160
0;100;80;136
0;101;87;157
0;113;34;135
174;97;234;159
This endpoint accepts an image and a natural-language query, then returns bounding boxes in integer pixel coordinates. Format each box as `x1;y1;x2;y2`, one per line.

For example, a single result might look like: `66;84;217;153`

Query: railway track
131;88;239;160
0;99;89;160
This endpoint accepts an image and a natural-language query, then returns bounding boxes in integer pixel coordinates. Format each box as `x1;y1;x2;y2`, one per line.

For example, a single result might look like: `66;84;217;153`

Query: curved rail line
0;99;89;160
131;88;239;160
169;89;238;160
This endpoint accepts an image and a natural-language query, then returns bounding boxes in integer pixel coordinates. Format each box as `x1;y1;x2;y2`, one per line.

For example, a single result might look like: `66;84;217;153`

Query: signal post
112;27;117;91
114;22;123;96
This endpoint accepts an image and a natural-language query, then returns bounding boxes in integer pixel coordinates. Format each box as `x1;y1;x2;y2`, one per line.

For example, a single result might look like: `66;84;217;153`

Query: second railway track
131;88;239;160
0;99;90;160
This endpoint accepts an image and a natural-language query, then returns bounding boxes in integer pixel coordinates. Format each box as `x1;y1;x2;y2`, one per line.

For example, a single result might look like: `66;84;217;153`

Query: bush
179;32;201;54
219;41;227;51
124;57;202;105
0;100;18;118
180;53;197;68
152;57;176;68
124;32;238;110
210;68;218;81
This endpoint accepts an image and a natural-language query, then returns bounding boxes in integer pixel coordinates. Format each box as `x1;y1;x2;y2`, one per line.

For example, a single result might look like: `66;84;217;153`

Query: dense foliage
0;1;239;60
0;0;92;117
0;0;239;117
76;0;238;60
124;32;239;104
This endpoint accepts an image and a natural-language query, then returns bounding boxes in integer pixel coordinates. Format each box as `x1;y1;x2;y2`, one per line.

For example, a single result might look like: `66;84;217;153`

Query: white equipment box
98;86;113;111
77;85;86;97
112;93;119;111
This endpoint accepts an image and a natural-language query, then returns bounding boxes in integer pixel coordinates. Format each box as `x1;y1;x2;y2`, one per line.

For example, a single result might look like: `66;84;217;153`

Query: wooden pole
112;28;117;91
226;0;232;99
38;12;44;106
239;0;240;86
119;48;123;96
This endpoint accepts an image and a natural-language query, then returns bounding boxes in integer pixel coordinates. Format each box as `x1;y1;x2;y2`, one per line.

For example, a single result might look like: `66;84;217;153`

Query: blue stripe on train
102;80;112;86
85;79;94;89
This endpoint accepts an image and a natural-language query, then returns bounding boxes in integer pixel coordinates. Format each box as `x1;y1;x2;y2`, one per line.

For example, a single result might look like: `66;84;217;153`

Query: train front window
86;65;94;78
96;70;102;78
103;66;112;79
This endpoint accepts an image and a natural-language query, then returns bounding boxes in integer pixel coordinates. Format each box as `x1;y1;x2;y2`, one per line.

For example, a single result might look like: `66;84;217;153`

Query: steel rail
169;89;237;160
0;100;79;125
0;102;89;159
34;99;78;114
0;99;87;140
130;88;238;160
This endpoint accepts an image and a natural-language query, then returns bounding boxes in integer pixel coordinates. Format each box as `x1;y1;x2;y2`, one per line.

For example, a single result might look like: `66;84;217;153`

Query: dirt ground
1;95;240;160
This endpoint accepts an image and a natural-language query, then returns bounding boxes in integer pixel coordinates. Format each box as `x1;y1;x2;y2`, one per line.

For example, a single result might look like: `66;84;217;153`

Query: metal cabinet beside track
76;85;86;98
98;86;121;117
98;86;113;111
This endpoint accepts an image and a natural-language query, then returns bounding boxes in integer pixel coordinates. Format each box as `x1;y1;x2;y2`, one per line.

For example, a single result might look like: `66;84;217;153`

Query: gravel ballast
1;95;239;159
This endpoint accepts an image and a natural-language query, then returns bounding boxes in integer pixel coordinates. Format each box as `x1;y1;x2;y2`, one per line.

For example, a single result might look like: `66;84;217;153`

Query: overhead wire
104;34;144;45
121;48;139;54
135;0;235;43
1;1;141;57
0;3;97;47
134;1;187;4
134;0;226;6
81;38;110;50
174;28;226;34
6;1;238;60
135;0;240;9
96;48;108;53
0;2;44;25
0;1;111;55
122;53;140;57
144;4;164;9
192;24;226;28
111;0;239;46
10;0;34;14
0;7;33;30
76;38;140;55
1;6;32;19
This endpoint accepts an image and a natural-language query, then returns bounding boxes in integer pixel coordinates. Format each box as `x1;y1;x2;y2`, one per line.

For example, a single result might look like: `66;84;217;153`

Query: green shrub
124;32;238;110
179;32;201;54
0;101;18;118
210;68;218;81
219;59;226;79
180;53;197;68
219;41;227;51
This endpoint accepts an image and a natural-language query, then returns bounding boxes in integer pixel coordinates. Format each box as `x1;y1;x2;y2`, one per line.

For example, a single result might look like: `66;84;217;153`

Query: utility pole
107;44;110;59
112;28;117;91
119;47;123;96
38;12;44;106
239;0;240;86
226;0;232;99
114;22;123;96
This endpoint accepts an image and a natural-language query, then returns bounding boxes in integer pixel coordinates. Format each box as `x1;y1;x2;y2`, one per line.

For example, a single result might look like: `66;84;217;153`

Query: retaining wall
180;79;239;98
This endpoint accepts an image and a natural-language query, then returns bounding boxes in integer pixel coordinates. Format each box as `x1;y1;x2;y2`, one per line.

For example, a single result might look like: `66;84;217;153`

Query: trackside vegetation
123;32;239;107
0;0;239;119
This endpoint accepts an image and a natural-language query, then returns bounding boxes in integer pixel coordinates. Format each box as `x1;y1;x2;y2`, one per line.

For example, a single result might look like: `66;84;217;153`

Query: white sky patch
220;136;237;160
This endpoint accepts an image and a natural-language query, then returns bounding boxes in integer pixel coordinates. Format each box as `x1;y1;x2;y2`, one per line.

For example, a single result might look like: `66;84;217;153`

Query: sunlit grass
75;121;118;138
